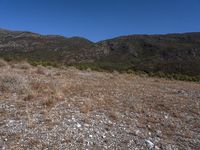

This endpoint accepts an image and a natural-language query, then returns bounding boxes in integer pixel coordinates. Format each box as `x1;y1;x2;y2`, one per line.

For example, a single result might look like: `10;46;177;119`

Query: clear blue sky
0;0;200;41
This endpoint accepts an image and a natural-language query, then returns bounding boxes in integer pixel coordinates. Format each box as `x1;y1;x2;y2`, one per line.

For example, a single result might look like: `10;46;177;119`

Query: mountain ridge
0;28;200;78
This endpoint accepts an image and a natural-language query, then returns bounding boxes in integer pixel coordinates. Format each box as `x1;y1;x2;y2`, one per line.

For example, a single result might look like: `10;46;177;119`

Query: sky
0;0;200;42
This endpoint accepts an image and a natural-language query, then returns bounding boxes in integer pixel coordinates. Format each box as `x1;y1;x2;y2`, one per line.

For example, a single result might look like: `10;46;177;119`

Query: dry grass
0;59;8;67
80;98;93;113
0;72;30;94
0;61;200;149
35;65;46;74
11;61;32;70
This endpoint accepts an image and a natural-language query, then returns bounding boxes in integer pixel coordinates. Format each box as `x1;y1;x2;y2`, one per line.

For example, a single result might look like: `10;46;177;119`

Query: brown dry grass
0;72;30;94
0;61;200;149
11;61;32;70
0;59;8;67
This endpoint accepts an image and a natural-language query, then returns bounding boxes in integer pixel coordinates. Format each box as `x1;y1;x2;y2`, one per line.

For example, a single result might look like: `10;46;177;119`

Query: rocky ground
0;61;200;150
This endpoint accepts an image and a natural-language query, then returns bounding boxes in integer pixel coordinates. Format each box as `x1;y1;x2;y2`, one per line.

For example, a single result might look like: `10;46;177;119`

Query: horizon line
1;27;200;43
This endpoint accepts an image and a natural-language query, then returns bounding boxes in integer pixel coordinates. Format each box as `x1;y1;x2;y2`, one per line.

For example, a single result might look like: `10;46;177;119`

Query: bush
127;69;134;74
12;62;32;70
0;73;30;94
36;65;46;74
0;59;8;67
30;60;60;67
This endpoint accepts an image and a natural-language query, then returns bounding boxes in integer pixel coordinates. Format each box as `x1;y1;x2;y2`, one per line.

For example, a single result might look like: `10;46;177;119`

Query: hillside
0;29;200;79
97;33;200;76
0;62;200;149
0;29;106;64
98;33;200;75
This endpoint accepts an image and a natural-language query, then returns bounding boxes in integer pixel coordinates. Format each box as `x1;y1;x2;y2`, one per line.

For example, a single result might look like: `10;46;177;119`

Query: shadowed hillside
97;33;200;76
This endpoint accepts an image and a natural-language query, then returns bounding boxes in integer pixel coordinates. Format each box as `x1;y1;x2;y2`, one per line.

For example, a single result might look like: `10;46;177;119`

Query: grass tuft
0;72;30;94
12;61;32;70
0;59;8;67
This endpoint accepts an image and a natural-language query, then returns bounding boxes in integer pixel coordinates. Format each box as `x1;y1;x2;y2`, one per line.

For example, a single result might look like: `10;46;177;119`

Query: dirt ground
0;62;200;150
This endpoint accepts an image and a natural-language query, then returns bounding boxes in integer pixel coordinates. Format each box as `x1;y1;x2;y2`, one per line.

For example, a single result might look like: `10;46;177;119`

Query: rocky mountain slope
0;29;200;76
97;33;200;75
0;29;107;63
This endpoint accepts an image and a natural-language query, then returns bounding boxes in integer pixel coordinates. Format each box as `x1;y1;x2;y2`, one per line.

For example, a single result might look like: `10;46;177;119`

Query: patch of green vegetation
29;60;60;67
0;51;62;67
73;61;135;73
147;71;200;82
72;61;200;82
0;51;199;82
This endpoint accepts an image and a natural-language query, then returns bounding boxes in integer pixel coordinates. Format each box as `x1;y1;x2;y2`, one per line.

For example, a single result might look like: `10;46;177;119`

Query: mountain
0;29;107;64
97;33;200;76
0;29;200;77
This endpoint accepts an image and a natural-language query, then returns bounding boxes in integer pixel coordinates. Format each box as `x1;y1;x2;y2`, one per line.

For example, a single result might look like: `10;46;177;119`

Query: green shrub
29;61;60;67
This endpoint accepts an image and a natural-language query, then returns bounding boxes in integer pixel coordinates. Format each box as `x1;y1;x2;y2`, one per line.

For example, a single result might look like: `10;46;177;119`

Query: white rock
76;123;81;128
89;135;93;138
155;146;160;150
72;116;75;121
148;132;152;135
135;129;140;135
84;123;89;127
145;140;154;149
9;120;14;124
